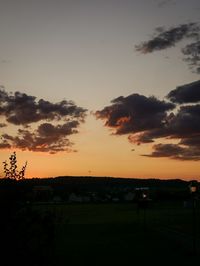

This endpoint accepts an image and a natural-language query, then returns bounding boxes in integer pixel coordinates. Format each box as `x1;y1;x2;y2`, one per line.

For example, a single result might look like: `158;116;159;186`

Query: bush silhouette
3;151;27;180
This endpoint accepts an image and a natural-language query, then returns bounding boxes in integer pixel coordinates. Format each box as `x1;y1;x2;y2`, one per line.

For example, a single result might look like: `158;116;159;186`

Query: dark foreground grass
32;202;200;265
55;224;197;266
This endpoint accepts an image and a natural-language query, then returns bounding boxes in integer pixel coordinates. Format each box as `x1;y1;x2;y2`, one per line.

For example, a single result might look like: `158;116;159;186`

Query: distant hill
28;175;192;187
0;175;194;188
0;176;198;202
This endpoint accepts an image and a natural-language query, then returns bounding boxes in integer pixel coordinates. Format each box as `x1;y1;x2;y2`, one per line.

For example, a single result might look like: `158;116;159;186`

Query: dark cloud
144;143;184;158
1;59;11;64
128;132;158;144
0;142;11;149
180;135;200;147
135;23;198;53
128;103;200;146
135;22;200;73
37;121;79;138
144;143;200;161
156;104;200;140
96;94;174;135
0;88;87;153
167;80;200;103
182;40;200;73
1;121;80;154
156;0;176;8
96;81;200;160
0;123;7;128
0;89;86;125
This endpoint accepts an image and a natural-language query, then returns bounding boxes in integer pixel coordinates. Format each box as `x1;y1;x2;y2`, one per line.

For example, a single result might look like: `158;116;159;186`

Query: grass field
30;201;200;265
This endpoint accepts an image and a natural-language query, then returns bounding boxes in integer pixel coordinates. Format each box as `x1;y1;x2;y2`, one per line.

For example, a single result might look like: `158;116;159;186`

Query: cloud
95;81;200;160
1;121;79;154
180;135;200;147
0;88;87;153
135;23;198;53
182;40;200;73
144;143;184;157
129;105;200;144
135;22;200;73
1;59;11;64
0;123;7;128
167;80;200;103
169;104;200;137
95;93;174;135
0;89;86;125
156;0;176;8
143;143;200;160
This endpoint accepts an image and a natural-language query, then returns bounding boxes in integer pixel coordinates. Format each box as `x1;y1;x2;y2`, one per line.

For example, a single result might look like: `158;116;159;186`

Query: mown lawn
32;201;200;265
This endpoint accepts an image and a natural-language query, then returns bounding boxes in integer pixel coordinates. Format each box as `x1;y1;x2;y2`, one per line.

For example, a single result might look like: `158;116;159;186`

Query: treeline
21;175;190;188
0;176;196;202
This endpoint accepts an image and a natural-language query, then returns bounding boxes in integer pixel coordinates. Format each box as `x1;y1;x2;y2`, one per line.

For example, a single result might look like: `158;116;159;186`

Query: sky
0;0;200;180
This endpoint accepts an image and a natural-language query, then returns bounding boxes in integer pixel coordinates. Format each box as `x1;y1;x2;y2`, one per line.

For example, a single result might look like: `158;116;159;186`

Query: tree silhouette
3;151;27;180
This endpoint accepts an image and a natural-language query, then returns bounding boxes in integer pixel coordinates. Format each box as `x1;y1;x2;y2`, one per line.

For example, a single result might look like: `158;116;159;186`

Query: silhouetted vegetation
2;151;27;180
0;176;199;265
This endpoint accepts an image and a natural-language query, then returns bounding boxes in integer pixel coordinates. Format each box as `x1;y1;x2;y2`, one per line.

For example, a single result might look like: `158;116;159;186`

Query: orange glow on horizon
0;118;200;182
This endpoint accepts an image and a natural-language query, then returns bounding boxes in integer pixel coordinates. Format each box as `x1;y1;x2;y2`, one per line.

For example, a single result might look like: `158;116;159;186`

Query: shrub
3;151;27;180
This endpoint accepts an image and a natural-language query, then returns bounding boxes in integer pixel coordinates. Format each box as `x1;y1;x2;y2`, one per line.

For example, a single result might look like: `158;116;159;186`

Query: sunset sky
0;0;200;180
